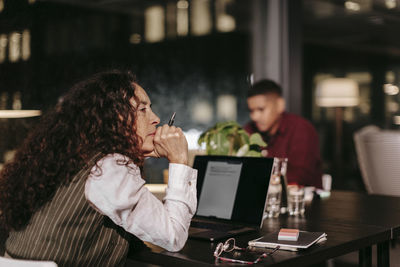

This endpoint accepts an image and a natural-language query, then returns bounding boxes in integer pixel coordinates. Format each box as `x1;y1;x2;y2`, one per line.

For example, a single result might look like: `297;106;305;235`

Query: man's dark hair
247;79;282;98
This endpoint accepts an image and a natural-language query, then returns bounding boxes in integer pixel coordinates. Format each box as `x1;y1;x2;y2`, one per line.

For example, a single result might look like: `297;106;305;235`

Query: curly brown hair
0;70;144;231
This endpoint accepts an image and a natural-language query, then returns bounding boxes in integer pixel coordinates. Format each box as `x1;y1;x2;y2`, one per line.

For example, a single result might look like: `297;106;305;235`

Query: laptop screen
193;155;273;227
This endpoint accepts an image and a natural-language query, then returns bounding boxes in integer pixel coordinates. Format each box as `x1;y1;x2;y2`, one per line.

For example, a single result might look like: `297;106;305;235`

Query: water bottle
265;175;282;218
279;159;289;214
265;158;286;218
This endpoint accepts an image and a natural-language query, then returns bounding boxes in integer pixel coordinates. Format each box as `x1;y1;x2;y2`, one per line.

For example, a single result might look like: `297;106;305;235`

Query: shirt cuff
167;163;197;189
165;163;197;214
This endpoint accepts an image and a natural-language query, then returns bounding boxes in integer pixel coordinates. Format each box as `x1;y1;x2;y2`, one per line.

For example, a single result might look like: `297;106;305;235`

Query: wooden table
128;191;396;266
307;191;400;238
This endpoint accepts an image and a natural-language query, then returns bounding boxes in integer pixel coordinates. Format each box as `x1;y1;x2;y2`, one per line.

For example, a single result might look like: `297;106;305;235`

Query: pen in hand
168;112;176;126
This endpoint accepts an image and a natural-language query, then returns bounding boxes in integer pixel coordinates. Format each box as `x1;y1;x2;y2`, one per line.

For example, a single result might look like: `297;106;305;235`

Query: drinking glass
287;185;305;216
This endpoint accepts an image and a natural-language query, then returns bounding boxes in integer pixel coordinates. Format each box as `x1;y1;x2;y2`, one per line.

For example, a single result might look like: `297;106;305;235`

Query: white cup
322;174;332;192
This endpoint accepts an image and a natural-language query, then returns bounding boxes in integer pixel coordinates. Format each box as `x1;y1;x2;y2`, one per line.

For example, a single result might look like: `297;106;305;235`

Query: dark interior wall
303;43;400;190
303;43;396;123
4;2;250;123
0;1;251;175
127;33;250;128
3;0;400;190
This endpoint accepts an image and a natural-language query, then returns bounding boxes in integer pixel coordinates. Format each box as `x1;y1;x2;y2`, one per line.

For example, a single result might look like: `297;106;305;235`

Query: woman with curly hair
0;70;197;266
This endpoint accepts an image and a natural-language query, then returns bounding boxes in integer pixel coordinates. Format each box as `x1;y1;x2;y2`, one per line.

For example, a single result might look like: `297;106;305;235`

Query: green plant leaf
197;121;267;156
249;133;267;147
245;150;262;157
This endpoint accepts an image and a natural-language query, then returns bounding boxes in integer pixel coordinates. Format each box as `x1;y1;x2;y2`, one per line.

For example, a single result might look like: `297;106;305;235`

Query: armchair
354;125;400;196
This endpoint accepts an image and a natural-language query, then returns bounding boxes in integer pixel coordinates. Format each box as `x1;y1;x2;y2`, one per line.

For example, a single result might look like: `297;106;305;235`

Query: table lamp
316;78;359;107
315;78;359;186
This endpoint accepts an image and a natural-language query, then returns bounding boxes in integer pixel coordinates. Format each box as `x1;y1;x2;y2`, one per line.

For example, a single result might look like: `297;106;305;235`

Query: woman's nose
152;111;160;125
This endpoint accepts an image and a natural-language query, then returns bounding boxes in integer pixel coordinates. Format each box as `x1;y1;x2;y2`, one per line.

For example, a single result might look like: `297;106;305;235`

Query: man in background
244;79;322;188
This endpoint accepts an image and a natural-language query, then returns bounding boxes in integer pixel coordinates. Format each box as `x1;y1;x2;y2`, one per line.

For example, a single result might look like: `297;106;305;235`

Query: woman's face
132;84;160;153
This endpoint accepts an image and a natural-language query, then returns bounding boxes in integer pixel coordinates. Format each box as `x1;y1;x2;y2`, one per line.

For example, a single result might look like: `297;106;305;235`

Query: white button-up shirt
85;153;197;252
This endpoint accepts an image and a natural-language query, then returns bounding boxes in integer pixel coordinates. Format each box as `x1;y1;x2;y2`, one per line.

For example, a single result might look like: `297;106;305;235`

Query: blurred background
1;0;400;190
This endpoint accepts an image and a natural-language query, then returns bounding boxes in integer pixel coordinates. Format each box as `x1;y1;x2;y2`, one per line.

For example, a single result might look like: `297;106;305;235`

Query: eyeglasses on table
213;237;280;264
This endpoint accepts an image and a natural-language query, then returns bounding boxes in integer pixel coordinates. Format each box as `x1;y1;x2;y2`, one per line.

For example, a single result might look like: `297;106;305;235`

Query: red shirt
244;112;323;188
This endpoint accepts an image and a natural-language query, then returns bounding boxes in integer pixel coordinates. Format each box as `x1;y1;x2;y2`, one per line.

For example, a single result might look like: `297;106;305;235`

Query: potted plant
197;121;266;157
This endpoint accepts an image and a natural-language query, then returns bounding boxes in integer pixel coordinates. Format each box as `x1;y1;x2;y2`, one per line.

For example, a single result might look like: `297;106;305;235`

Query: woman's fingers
143;151;160;158
152;125;188;165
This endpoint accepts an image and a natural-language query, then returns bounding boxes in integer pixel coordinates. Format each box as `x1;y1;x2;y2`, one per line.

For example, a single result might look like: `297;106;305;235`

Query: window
191;0;212;36
145;5;165;43
216;0;236;32
177;0;189;36
0;34;7;63
22;29;31;61
9;32;21;62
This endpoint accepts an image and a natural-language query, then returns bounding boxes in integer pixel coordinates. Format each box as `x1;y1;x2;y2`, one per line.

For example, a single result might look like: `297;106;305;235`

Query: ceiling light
383;84;399;95
345;1;361;11
385;0;397;9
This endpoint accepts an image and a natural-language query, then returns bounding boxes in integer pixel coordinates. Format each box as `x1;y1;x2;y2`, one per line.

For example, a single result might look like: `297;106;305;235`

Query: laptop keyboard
190;221;241;232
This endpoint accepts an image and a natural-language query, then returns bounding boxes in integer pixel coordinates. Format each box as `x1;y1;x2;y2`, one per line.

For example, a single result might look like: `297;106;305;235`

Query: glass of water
287;185;305;216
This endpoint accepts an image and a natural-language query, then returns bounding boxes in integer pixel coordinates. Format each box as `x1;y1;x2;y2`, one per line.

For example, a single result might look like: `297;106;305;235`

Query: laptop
189;155;273;242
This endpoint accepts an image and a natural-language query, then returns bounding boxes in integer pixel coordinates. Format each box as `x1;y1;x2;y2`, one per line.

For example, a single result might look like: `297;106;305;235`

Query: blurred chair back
354;125;400;196
0;256;57;267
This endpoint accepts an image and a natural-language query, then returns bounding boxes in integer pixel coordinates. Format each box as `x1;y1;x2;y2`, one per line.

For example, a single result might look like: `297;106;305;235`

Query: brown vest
5;156;136;267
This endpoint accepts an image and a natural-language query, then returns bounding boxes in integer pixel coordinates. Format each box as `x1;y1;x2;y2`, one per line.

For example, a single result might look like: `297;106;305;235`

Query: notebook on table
248;230;327;251
189;155;274;242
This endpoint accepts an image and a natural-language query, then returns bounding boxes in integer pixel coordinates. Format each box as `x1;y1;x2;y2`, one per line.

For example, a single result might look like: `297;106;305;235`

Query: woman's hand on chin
143;150;159;158
152;125;188;165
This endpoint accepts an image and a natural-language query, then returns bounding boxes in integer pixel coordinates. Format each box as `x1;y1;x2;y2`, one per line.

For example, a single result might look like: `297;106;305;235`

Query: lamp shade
316;78;359;107
0;110;41;118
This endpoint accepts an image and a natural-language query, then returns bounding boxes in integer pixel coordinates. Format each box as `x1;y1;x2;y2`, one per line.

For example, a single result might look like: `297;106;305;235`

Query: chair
0;256;57;267
354;125;400;196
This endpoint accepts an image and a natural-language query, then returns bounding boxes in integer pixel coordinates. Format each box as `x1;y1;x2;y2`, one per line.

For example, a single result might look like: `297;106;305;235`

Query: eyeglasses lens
214;238;278;264
223;238;235;252
214;243;223;257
